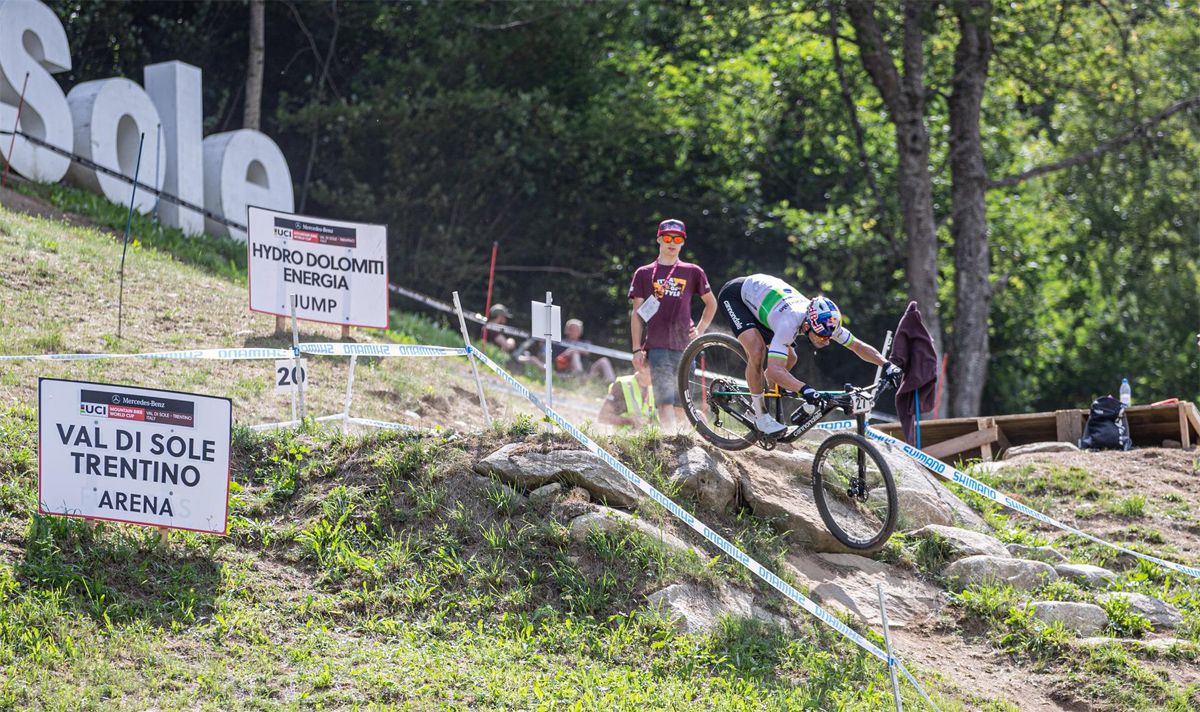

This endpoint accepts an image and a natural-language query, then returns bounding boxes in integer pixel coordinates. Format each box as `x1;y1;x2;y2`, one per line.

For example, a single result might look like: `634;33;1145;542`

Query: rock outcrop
568;506;700;558
1032;601;1108;636
909;525;1010;563
475;444;642;507
943;555;1058;592
669;446;738;511
645;583;790;634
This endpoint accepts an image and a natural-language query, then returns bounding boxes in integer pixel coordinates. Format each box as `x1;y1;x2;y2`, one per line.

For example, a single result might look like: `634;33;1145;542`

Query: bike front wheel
811;432;897;550
677;332;757;451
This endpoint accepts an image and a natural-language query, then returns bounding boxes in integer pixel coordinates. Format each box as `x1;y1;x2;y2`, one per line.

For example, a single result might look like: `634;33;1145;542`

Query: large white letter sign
38;378;232;535
203;130;294;241
0;0;72;182
65;78;166;212
144;61;205;235
247;206;389;329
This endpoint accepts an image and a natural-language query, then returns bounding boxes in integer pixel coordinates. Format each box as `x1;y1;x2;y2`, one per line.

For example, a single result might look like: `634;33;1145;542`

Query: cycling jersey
738;274;853;359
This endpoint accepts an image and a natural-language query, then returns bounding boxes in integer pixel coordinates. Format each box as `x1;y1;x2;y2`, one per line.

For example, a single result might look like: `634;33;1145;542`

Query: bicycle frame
709;380;888;447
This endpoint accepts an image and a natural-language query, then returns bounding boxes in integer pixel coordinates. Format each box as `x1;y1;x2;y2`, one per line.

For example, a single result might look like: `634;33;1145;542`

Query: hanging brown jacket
889;301;938;445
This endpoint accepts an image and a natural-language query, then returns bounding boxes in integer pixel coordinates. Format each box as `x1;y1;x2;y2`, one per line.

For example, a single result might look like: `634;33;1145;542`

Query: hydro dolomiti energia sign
0;0;294;240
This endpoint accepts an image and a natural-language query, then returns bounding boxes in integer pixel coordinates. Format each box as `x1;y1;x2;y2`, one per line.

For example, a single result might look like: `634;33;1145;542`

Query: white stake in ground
531;293;561;424
341;354;357;433
290;294;306;421
544;292;553;410
451;291;491;427
878;583;902;712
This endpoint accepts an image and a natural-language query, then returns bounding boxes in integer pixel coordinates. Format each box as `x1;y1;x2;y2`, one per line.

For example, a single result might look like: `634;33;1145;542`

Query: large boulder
645;583;790;634
887;487;955;530
568;507;700;558
944;555;1058;592
1032;601;1108;636
871;438;988;530
669;446;738;511
1053;563;1117;589
1097;592;1183;629
785;551;944;628
740;460;859;553
475;444;642;507
909;525;1009;561
750;448;817;480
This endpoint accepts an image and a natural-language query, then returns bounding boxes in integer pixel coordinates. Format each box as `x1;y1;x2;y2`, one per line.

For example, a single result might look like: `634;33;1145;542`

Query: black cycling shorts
717;278;776;343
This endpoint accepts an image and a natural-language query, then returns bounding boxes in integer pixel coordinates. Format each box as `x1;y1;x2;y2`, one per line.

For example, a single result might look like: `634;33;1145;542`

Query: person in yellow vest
597;356;657;428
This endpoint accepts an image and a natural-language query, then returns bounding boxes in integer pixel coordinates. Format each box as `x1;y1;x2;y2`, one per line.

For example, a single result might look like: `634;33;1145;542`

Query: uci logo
81;403;108;416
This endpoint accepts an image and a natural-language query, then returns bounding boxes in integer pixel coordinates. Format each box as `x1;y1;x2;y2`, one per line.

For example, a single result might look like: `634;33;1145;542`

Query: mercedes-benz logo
111;394;121;404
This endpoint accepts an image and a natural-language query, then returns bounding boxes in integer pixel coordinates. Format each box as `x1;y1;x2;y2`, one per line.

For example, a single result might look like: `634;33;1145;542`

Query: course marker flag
38;378;232;535
466;347;941;708
816;420;1200;580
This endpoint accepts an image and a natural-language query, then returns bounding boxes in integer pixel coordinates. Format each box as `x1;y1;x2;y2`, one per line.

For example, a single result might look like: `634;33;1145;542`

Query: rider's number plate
851;393;872;414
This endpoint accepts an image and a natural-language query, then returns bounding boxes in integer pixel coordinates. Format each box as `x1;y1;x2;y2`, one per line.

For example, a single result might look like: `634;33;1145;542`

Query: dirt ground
1002;448;1200;566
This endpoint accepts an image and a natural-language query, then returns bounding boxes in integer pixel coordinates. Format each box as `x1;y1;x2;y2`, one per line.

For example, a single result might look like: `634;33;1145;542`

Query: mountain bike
676;332;897;550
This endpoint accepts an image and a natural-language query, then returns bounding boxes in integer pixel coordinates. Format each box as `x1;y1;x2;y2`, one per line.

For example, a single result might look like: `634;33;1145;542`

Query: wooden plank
1179;402;1191;449
995;423;1012;454
977;418;995;462
1056;409;1083;444
1185;403;1200;444
925;426;999;461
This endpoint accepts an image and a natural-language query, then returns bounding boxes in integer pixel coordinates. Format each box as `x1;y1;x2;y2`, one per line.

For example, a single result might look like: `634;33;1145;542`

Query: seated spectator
597;357;657;428
552;318;615;383
481;304;517;353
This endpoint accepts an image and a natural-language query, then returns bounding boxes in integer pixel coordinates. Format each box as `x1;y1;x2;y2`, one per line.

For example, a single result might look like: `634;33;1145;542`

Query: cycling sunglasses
660;234;685;244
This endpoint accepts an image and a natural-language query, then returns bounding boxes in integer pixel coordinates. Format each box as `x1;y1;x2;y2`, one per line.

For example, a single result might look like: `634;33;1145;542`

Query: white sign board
274;358;308;393
531;301;562;342
38;378;232;535
247;206;389;329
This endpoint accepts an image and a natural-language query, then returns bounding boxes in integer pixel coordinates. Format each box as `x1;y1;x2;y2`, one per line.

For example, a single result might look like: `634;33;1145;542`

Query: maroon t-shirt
628;260;711;351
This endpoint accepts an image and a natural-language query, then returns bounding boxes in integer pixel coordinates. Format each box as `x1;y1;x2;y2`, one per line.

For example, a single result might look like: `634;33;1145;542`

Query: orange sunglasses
660;234;685;244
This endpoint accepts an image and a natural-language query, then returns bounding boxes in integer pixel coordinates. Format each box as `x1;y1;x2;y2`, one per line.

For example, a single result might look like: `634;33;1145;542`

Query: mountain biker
715;273;903;436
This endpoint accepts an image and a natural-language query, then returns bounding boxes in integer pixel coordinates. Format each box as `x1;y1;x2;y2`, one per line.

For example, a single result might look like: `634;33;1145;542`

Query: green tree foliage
41;0;1200;411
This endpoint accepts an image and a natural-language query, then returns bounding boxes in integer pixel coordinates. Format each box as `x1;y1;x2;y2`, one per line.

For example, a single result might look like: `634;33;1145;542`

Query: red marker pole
2;72;31;190
481;241;498;343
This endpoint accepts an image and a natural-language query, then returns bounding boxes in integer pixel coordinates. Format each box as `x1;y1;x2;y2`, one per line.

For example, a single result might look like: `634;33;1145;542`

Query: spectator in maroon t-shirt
628;218;717;432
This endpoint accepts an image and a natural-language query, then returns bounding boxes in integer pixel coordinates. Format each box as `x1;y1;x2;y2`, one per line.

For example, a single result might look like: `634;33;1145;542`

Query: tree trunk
244;0;265;131
893;109;942;355
947;0;993;416
844;0;944;366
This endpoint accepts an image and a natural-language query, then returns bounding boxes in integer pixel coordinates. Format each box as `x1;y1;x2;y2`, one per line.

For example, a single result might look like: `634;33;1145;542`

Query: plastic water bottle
1119;378;1131;407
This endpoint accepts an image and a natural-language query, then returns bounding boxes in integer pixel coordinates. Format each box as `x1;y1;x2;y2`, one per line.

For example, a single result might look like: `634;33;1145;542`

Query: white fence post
877;583;903;712
290;295;306;421
544;291;553;411
452;291;492;427
341;354;358;433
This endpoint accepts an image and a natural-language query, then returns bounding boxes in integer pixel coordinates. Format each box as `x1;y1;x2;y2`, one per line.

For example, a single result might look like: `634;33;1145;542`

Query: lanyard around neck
652;260;681;289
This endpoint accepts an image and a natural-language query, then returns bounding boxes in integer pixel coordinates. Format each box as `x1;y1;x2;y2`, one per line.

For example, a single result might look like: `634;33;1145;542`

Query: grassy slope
0;199;979;710
2;187;1198;710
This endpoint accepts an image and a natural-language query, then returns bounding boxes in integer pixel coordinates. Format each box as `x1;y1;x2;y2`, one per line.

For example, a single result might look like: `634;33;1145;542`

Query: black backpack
1078;395;1133;451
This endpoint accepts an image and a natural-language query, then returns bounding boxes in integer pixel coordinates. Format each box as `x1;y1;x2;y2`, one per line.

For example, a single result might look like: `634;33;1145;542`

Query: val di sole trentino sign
0;0;293;241
247;206;389;328
38;378;233;535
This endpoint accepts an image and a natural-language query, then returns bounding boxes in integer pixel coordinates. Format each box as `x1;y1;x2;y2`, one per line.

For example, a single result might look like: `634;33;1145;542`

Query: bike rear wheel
677;333;757;451
811;432;897;550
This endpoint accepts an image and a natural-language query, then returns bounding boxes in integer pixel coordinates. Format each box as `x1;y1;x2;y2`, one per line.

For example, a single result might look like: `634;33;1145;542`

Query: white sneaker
754;413;786;436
